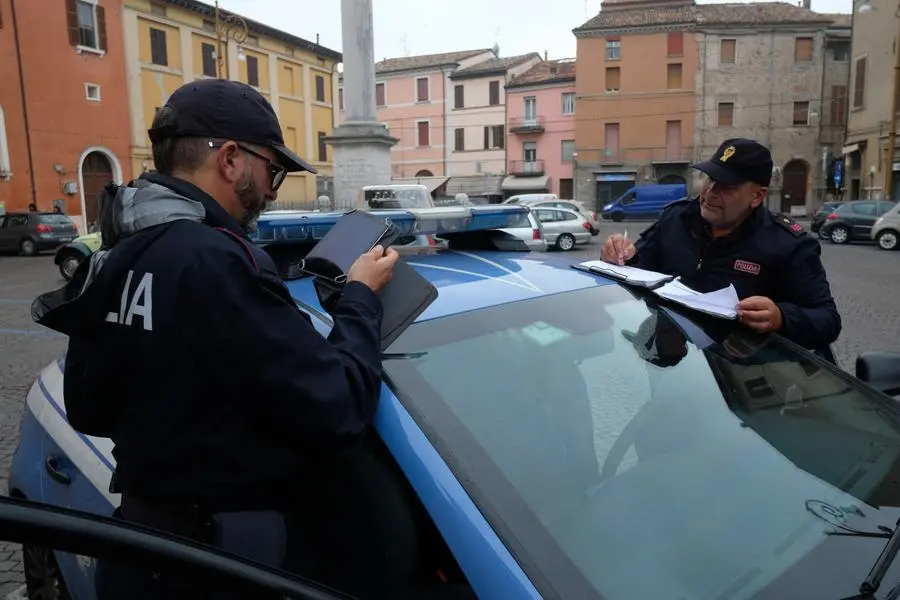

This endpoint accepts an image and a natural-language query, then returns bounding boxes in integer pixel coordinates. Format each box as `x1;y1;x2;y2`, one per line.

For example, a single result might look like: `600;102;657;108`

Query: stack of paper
573;261;674;288
653;278;740;319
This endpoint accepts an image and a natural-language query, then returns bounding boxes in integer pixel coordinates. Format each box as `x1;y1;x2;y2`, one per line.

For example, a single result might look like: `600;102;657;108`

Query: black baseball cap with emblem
147;78;317;174
691;138;773;187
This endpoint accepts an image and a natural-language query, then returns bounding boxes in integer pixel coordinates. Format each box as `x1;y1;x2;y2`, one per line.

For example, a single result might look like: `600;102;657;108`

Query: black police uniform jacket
31;173;385;509
628;198;841;352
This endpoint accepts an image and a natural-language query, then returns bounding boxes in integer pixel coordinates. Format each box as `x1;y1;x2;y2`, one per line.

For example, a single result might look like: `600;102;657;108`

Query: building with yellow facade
121;0;341;204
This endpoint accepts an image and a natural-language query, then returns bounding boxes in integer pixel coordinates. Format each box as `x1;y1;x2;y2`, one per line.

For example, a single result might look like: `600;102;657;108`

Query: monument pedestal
325;121;398;211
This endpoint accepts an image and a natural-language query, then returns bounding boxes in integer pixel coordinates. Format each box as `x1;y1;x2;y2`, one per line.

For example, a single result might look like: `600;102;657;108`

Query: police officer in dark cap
32;79;398;598
600;138;841;358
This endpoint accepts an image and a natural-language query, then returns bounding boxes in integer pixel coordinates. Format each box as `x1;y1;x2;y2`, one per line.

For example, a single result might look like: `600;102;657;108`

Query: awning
445;175;503;196
842;143;861;155
391;176;450;193
501;175;550;191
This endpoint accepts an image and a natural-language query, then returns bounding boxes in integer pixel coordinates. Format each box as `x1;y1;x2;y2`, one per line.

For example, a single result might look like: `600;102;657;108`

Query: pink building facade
504;59;577;199
337;49;494;181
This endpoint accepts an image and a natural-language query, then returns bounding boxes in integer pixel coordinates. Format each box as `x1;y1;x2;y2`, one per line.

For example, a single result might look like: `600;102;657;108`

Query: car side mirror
856;351;900;396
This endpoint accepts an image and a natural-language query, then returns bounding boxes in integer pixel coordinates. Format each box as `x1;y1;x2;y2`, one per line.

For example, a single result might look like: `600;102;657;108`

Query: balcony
509;116;545;134
509;160;545;176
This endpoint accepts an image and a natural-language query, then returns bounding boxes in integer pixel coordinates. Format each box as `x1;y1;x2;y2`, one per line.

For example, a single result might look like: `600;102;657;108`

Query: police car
9;206;900;600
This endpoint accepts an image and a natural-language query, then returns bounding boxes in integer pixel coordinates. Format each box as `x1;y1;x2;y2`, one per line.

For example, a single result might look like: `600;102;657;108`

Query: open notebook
571;261;674;288
653;278;740;320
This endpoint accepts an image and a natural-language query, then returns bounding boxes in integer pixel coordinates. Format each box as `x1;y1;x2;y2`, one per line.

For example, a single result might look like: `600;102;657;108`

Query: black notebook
305;210;439;350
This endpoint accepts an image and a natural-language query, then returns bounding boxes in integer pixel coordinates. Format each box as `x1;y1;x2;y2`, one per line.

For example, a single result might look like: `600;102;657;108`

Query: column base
323;122;399;211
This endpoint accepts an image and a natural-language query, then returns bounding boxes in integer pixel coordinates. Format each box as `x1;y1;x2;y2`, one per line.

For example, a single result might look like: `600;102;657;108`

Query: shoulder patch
772;213;807;237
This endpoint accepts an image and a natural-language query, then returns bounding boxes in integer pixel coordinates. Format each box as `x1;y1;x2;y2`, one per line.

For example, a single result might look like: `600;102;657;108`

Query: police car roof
286;250;617;322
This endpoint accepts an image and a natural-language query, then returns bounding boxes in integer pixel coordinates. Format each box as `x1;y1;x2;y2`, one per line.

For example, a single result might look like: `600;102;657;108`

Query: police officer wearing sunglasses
32;79;399;599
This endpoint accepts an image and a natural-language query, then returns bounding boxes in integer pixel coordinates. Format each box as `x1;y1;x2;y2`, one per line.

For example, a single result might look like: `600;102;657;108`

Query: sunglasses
209;140;287;191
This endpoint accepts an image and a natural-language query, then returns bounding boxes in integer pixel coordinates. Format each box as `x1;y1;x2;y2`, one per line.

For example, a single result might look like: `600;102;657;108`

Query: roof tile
449;53;543;79
374;49;492;74
507;59;576;88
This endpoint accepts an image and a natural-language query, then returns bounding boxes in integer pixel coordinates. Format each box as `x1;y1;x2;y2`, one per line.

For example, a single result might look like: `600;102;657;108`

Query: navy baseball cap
692;138;773;187
147;79;317;174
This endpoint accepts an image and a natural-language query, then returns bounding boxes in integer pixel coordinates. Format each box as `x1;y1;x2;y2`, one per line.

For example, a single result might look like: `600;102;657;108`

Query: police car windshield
384;284;900;600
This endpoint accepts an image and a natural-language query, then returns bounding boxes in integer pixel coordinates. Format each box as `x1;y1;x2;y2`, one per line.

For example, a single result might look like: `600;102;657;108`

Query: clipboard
571;261;674;289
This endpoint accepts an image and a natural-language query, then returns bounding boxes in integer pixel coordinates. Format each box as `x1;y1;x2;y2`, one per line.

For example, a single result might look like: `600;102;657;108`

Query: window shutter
483;126;489;150
97;5;107;51
66;0;79;46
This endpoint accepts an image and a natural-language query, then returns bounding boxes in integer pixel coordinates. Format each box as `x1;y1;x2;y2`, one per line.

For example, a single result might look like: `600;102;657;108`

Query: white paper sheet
654;278;740;319
575;261;674;288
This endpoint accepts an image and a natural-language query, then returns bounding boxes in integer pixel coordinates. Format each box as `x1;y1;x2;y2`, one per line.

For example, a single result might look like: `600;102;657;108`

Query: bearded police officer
32;79;398;599
600;138;841;358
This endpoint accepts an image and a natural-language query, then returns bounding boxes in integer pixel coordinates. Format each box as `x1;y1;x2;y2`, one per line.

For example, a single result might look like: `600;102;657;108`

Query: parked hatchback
810;201;845;237
518;198;601;235
820;200;896;245
0;211;79;256
531;206;593;251
871;201;900;250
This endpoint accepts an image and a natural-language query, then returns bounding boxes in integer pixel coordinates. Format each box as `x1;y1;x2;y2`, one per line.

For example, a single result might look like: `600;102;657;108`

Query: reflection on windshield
384;285;900;600
363;188;433;210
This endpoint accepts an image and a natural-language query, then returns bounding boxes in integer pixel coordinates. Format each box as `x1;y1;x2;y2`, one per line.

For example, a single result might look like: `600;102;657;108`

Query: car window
619;193;635;206
385;285;900;600
559;210;579;221
534;209;557;222
877;202;896;215
38;214;74;225
5;214;28;227
503;211;533;228
850;202;877;216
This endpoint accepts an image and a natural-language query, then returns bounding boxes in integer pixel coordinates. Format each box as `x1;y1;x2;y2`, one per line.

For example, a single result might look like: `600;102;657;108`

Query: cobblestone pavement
1;225;899;595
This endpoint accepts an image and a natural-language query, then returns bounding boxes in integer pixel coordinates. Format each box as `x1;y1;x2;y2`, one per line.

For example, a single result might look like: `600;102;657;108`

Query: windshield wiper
381;351;428;360
839;517;900;598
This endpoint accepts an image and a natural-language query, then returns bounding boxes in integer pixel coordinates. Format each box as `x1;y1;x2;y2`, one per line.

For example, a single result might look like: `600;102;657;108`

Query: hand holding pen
600;228;637;265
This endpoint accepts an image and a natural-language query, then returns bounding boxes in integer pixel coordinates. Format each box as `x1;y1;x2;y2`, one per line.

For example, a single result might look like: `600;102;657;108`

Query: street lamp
857;0;900;199
214;0;248;79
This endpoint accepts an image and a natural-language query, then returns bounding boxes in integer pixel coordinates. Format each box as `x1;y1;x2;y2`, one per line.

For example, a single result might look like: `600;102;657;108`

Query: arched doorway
415;169;434;177
80;151;114;231
658;174;686;185
781;160;809;214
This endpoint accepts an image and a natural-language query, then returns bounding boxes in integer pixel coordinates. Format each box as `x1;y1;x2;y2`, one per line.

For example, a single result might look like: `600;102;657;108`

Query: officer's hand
600;234;636;265
737;296;783;333
347;245;399;293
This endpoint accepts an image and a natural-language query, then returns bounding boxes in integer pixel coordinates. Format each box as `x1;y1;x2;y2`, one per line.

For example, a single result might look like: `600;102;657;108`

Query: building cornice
573;23;695;38
506;78;576;92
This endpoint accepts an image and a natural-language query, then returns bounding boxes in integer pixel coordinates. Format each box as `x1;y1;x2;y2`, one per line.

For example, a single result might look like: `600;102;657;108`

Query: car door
0;214;27;251
533;208;562;244
0;215;10;251
849;202;879;237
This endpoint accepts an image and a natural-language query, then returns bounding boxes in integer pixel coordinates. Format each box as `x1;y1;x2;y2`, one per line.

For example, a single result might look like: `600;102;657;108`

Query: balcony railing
509;160;545;176
508;116;545;134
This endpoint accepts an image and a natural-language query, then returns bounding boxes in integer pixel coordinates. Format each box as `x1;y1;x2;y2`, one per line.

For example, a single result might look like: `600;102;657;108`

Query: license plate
59;238;72;243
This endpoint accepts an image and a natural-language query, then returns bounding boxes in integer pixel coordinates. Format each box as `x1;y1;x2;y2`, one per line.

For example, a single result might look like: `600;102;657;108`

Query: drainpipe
11;0;38;209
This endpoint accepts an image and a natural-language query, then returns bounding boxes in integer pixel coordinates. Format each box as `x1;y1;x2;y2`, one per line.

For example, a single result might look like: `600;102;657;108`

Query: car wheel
829;225;850;245
58;255;81;280
23;543;71;600
19;238;38;257
877;229;900;251
818;228;829;240
556;233;576;251
610;212;624;223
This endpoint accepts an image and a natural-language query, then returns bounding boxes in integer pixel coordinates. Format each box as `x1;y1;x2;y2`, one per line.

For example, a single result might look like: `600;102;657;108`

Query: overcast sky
217;0;854;62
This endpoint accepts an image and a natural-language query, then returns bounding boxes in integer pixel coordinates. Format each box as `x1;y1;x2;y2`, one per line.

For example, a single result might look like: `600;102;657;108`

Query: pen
623;229;628;244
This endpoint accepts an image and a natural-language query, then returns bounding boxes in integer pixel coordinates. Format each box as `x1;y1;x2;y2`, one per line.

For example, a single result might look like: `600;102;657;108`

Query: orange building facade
572;0;698;211
0;0;132;232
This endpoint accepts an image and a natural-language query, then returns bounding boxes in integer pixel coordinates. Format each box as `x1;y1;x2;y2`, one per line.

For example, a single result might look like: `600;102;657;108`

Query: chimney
802;0;811;7
544;50;548;60
316;33;320;44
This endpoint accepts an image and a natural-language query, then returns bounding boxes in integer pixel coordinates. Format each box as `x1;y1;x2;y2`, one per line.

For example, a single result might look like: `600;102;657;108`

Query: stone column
324;0;398;210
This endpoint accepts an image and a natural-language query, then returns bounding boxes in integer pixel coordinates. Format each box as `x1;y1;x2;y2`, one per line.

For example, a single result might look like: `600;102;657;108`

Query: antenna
400;33;410;56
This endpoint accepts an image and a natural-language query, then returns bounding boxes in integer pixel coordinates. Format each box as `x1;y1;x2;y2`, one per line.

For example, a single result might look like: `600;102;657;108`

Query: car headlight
603;204;614;211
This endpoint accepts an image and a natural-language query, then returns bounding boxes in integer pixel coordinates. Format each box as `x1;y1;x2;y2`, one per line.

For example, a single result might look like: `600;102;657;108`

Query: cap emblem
720;146;736;163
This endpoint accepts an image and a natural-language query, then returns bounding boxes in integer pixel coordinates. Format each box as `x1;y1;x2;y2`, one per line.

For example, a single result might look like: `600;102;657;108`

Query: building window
84;83;101;101
318;131;327;162
604;123;619;160
454;128;465;151
454;84;464;109
524;96;537;123
67;0;107;51
483;125;504;150
523;141;537;162
489;81;501;105
417;121;430;147
605;66;620;92
830;85;847;125
149;27;168;66
282;65;295;96
605;39;621;60
0;105;11;176
338;88;344;111
667;32;683;57
416;76;429;102
718;102;734;127
246;55;259;87
74;0;99;48
315;75;326;102
561;92;575;115
831;41;850;61
666;63;682;89
853;56;867;108
792;101;810;126
794;37;814;62
720;39;736;64
375;82;386;107
201;42;216;77
561;139;575;162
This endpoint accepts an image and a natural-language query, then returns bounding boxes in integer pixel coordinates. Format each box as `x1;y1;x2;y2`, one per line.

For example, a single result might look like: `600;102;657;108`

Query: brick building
0;0;132;232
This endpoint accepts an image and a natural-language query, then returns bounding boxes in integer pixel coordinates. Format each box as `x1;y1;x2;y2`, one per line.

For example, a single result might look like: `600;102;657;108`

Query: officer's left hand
736;296;783;333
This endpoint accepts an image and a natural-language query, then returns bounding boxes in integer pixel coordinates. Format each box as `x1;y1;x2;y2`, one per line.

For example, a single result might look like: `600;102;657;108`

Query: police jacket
628;198;841;352
32;173;384;510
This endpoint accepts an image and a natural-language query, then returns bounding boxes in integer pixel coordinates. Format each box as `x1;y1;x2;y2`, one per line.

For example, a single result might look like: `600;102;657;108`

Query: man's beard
234;167;267;233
